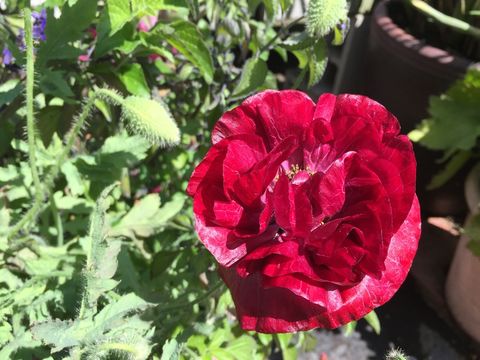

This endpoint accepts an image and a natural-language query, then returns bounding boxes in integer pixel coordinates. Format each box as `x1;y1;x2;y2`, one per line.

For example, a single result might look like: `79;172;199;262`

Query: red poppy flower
187;90;421;333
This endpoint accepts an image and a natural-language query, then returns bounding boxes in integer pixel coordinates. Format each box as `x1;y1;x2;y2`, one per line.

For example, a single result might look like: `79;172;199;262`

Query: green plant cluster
0;0;350;359
410;69;480;256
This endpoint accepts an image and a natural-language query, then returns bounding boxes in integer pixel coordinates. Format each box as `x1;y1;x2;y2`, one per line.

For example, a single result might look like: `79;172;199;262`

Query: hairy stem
49;193;64;246
7;7;43;241
24;7;42;201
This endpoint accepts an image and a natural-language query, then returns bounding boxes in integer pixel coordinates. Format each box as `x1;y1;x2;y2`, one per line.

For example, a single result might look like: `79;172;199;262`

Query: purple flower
3;9;47;64
2;46;14;65
32;9;47;42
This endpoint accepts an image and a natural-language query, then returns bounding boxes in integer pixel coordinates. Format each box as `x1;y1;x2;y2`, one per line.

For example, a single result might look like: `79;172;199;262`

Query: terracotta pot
445;164;480;342
339;0;475;216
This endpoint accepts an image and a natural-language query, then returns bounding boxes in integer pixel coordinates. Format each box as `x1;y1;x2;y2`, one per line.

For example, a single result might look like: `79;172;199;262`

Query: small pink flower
78;54;90;62
150;185;162;194
137;15;158;32
88;27;97;39
148;53;162;62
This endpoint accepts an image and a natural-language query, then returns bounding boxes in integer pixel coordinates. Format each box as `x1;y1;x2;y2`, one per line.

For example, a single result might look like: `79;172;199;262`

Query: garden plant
0;0;420;359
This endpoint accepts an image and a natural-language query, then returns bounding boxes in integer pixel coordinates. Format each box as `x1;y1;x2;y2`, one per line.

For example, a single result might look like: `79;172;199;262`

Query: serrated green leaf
121;96;180;146
410;69;480;152
232;57;268;97
306;0;348;37
224;335;257;360
93;293;150;331
31;319;82;352
0;321;13;347
100;133;151;162
364;310;381;334
110;192;185;239
110;193;160;238
118;64;150;97
160;21;214;83
0;330;42;359
308;40;327;87
102;0;131;35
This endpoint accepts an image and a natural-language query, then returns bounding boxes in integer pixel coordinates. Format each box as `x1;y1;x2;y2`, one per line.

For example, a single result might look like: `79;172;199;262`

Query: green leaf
161;338;180;360
93;293;150;331
37;106;63;147
427;150;472;190
100;133;151;163
61;161;85;196
110;192;185;239
110;193;161;238
37;0;97;66
364;310;381;335
0;321;13;347
263;0;279;21
121;96;180;145
31;319;81;352
102;0;131;36
0;79;22;107
409;69;480;152
0;165;18;183
152;250;180;276
308;40;327;87
159;21;214;83
306;0;348;37
281;32;316;50
100;0;189;38
223;335;257;360
39;70;75;99
232;57;268;97
118;64;151;97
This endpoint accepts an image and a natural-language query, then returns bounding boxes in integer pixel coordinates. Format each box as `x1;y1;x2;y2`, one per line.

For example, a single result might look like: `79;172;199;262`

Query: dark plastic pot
340;0;474;216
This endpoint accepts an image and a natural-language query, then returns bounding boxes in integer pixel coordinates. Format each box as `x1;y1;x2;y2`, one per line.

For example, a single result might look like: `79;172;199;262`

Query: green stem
24;7;42;200
408;0;480;38
6;8;43;241
49;192;64;246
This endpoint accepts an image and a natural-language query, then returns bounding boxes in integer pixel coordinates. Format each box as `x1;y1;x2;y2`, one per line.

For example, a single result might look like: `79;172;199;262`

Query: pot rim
372;0;475;80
